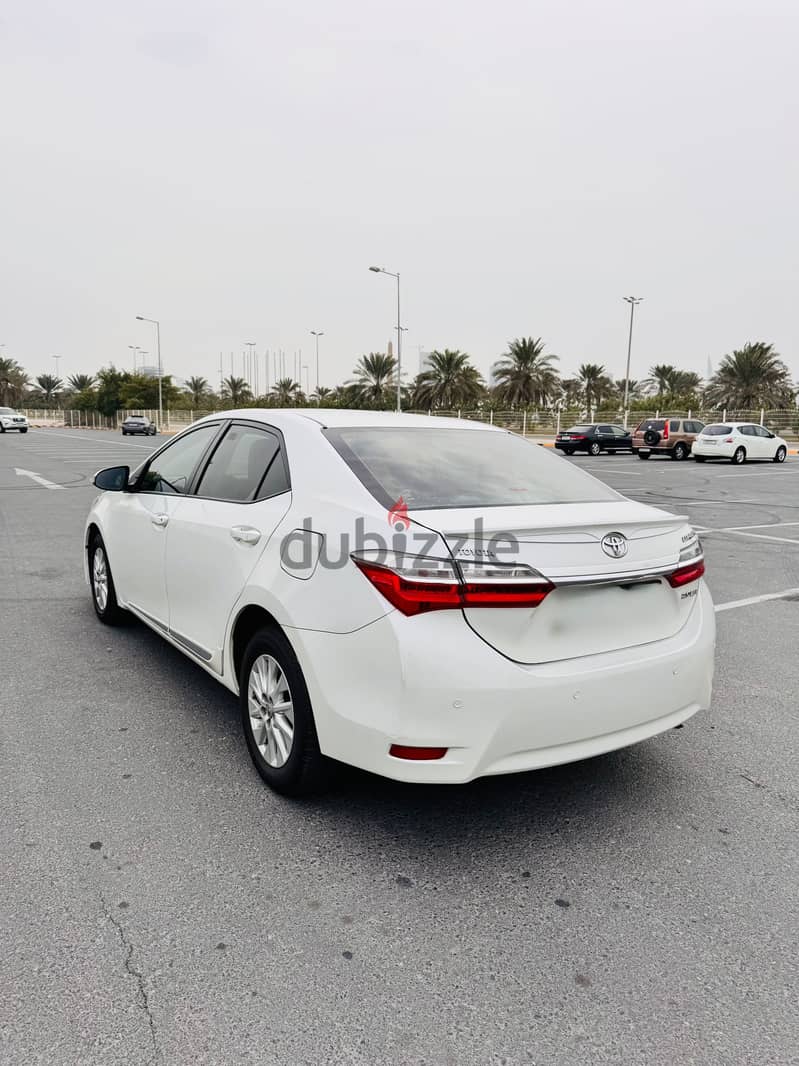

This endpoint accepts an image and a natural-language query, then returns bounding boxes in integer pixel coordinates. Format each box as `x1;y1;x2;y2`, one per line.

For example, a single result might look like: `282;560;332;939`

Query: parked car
693;423;788;465
554;423;633;456
632;418;705;460
121;415;157;436
0;407;29;433
85;410;714;796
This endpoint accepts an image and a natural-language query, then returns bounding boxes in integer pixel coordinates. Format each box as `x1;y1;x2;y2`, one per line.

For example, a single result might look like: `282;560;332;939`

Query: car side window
612;426;628;436
194;424;289;502
754;426;771;438
598;425;613;434
669;420;680;433
138;425;220;494
740;425;755;436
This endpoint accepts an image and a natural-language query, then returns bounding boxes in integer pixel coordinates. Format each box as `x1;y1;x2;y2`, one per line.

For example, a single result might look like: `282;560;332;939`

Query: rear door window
669;420;680;433
195;424;289;502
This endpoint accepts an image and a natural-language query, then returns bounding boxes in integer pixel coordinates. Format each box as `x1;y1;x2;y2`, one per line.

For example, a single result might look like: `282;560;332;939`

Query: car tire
637;450;650;460
89;534;128;626
121;430;127;435
563;448;574;456
774;446;787;463
588;441;601;456
240;626;330;797
694;455;706;463
20;427;28;434
0;425;5;433
731;446;746;465
672;442;687;460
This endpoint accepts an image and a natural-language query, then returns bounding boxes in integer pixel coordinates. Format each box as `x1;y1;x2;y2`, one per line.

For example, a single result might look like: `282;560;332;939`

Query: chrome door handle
231;525;261;545
151;513;169;528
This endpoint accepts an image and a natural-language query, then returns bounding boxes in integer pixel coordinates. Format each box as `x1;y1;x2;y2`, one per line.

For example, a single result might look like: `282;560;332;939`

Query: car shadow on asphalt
112;609;684;853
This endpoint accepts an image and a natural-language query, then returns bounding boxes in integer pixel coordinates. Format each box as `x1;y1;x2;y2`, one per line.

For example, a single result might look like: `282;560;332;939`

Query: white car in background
0;407;29;433
693;423;788;465
84;410;715;796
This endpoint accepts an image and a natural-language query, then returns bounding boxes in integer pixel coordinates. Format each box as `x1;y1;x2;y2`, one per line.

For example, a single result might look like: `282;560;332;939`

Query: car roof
196;408;503;432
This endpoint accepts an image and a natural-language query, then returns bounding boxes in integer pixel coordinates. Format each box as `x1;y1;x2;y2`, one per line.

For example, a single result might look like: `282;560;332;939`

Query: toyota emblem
601;532;628;559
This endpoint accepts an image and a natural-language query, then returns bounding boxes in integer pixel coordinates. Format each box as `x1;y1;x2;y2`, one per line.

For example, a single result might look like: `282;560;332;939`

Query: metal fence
18;405;799;438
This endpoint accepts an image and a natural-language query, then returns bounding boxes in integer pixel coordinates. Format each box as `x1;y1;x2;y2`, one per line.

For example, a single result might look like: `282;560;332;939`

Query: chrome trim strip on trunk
548;557;703;588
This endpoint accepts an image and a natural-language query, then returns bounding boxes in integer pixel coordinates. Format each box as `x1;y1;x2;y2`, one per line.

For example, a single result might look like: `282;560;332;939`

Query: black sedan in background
555;423;633;456
121;415;157;436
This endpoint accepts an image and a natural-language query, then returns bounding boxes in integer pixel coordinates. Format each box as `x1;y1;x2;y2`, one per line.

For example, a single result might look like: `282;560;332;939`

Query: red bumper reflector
389;744;448;761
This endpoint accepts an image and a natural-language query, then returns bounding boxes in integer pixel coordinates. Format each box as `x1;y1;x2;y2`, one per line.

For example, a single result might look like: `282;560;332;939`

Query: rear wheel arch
231;604;287;684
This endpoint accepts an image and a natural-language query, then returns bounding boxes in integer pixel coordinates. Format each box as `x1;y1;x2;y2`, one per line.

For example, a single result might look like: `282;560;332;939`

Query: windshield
324;427;621;510
0;408;16;416
703;425;732;435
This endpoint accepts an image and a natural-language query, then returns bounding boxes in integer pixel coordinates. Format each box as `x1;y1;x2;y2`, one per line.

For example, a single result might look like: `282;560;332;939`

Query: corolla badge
601;532;628;559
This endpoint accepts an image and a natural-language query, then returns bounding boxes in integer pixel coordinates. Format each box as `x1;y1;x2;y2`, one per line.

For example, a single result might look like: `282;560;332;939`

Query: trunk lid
411;500;699;664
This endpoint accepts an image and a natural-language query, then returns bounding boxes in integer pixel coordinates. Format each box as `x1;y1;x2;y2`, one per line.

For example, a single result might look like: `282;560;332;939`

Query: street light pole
136;316;162;427
369;266;402;412
622;297;643;427
310;331;324;400
52;354;62;381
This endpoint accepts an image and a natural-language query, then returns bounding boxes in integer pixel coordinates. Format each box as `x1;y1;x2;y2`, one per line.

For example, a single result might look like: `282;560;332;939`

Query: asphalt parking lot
2;429;798;1066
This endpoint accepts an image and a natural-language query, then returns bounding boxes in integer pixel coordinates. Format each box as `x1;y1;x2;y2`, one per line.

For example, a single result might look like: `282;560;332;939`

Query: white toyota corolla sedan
692;422;789;464
85;410;715;795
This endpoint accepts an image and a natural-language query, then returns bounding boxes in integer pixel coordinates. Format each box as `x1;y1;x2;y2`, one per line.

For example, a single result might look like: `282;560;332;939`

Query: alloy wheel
247;654;295;768
92;547;109;612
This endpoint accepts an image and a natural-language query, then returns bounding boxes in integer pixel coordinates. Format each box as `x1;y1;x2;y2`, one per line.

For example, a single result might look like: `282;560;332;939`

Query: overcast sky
1;0;797;389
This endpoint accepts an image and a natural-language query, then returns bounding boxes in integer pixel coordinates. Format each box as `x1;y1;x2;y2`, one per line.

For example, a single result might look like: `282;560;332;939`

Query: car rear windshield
637;419;665;431
563;425;593;433
128;416;146;421
703;424;732;435
324;427;621;510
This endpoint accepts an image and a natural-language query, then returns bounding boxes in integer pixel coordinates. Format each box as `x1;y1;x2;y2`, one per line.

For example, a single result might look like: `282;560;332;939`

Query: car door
611;425;631;449
104;423;222;629
597;425;615;449
739;424;761;458
752;425;773;458
164;421;292;675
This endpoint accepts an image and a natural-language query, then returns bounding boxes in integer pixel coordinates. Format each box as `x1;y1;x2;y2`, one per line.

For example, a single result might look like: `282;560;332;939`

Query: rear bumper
693;443;733;458
287;582;716;783
554;441;588;452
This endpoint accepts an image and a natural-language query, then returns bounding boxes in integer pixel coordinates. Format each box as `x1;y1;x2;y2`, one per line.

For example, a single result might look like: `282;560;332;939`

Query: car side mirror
94;465;130;491
768;432;776;438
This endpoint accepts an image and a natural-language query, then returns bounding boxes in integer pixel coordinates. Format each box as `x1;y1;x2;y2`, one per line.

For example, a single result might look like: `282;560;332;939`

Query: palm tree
492;337;560;407
412;349;485;410
646;364;679;397
614;378;643;402
352;353;397;407
185;376;211;406
577;363;614;413
66;373;95;393
271;378;302;406
221;376;252;405
705;342;794;409
34;374;63;403
312;385;332;404
0;357;29;405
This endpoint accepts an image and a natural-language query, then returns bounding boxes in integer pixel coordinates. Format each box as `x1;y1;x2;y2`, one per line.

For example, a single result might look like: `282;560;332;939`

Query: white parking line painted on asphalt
717;529;799;546
36;430;155;450
710;521;799;532
14;468;65;490
716;468;799;478
715;588;799;612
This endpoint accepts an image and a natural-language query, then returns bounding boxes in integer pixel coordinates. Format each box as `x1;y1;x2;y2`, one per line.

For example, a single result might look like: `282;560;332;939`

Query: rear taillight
663;422;670;440
570;434;586;440
352;552;554;617
667;559;705;588
724;437;734;443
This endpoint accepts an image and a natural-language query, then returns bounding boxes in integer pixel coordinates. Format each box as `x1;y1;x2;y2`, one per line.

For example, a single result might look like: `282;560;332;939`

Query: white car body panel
85;409;716;784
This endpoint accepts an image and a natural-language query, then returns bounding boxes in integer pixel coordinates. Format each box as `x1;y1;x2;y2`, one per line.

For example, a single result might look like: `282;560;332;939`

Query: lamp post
135;315;162;427
622;297;643;427
310;331;324;400
52;354;61;378
128;345;142;372
245;342;256;396
369;266;402;412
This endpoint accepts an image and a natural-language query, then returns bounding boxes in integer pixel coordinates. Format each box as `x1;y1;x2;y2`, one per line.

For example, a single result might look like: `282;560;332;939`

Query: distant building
418;350;434;375
488;361;502;388
138;365;161;379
